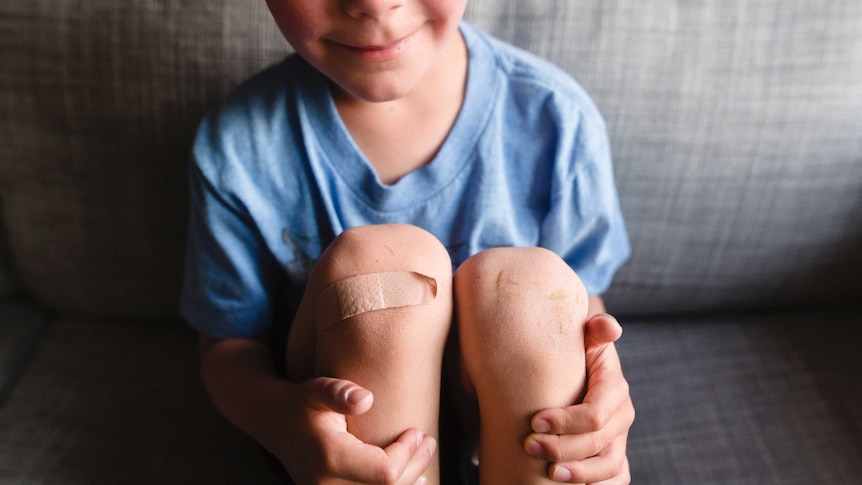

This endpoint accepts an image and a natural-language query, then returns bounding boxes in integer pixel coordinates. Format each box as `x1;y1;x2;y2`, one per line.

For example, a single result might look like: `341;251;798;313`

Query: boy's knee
316;224;451;282
311;224;453;332
455;247;588;342
455;246;587;304
455;247;589;407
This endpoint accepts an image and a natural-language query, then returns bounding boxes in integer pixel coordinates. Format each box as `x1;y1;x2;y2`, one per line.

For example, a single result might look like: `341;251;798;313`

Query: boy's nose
340;0;403;20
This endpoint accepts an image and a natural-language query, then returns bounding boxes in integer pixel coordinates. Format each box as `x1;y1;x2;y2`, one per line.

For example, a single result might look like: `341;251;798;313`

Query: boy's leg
286;224;453;484
454;247;588;485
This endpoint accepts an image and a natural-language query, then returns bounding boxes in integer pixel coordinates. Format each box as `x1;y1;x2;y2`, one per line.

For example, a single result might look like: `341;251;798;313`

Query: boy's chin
329;76;421;104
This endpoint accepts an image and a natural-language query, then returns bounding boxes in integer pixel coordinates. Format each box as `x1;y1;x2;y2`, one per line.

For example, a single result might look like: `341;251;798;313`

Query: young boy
182;1;634;484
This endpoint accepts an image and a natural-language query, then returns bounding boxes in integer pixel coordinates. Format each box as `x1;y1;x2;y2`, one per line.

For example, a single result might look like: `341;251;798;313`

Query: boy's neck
332;30;469;185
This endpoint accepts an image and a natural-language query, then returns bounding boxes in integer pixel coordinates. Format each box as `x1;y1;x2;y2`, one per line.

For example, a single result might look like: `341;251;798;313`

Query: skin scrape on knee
315;271;437;330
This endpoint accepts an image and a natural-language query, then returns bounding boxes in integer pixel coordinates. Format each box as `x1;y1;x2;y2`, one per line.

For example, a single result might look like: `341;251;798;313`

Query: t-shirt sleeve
180;116;281;339
540;111;631;295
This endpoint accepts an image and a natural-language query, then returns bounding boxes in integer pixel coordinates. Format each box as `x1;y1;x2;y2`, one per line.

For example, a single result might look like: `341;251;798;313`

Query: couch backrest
1;0;860;319
0;1;285;318
467;1;862;314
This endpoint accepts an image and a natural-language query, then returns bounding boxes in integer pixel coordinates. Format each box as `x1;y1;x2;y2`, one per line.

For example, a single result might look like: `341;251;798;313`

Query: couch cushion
3;311;859;484
618;310;862;483
0;232;21;299
0;301;48;404
0;317;282;484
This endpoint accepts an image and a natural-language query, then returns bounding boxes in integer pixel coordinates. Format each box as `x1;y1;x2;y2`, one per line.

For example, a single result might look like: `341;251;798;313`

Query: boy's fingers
299;381;434;483
395;435;437;485
584;313;622;353
329;428;426;483
530;387;632;442
304;377;374;415
527;398;633;463
588;456;631;485
547;433;630;484
532;345;629;435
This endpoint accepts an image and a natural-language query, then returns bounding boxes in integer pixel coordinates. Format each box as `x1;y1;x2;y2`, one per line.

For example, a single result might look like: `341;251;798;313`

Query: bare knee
455;247;588;344
454;247;589;398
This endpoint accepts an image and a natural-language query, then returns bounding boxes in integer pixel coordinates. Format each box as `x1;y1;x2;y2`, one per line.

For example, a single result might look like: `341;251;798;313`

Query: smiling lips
335;32;416;62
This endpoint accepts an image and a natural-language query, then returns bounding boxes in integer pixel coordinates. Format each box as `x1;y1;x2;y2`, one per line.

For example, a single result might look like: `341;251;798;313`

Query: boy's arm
198;334;436;484
525;296;634;483
198;335;293;456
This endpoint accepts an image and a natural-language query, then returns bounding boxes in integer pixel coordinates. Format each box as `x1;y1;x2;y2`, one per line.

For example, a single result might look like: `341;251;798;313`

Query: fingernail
417;477;427;485
345;387;371;405
427;438;437;456
552;466;572;482
415;431;424;448
597;313;620;327
525;437;543;457
533;418;551;433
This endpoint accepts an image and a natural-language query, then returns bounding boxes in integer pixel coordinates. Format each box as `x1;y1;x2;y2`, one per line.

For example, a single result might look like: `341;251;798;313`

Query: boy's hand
525;314;634;484
279;377;437;485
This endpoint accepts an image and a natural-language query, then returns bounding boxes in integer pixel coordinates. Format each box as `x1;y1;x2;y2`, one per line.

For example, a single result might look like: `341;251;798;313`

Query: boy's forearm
198;334;294;457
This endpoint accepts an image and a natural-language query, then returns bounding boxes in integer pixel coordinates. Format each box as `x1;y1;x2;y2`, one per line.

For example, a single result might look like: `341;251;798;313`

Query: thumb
304;377;374;416
584;313;622;353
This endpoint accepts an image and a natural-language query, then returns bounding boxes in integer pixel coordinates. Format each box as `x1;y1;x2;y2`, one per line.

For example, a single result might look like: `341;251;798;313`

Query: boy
182;0;634;483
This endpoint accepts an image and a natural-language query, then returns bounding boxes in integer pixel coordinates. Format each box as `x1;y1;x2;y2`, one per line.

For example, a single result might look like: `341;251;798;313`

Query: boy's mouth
334;32;416;62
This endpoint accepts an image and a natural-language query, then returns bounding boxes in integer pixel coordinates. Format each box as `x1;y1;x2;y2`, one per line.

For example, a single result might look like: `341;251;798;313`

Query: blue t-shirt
182;23;630;340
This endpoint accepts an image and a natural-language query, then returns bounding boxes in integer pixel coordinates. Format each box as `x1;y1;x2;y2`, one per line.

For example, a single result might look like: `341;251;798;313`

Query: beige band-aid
316;271;437;330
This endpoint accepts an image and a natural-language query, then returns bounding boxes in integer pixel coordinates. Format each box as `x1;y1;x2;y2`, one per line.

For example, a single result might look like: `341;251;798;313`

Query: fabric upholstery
1;312;858;484
0;234;21;298
0;317;280;484
1;1;861;318
618;310;862;484
0;302;48;404
466;1;862;314
0;1;287;318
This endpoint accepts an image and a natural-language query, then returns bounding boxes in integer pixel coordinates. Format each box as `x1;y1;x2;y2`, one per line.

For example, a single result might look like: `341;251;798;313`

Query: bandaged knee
315;271;437;330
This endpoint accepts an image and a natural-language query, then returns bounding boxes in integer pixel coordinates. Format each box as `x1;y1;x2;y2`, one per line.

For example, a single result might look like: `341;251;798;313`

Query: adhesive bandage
315;271;437;329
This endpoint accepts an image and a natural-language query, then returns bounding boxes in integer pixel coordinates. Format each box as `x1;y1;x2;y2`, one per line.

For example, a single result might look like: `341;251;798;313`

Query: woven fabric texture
0;311;858;484
0;234;20;298
0;317;282;484
1;0;861;317
466;1;862;314
0;1;288;317
618;310;862;484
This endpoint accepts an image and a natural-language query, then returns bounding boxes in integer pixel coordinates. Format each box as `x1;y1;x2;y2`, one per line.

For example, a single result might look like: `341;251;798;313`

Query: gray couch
2;1;861;483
